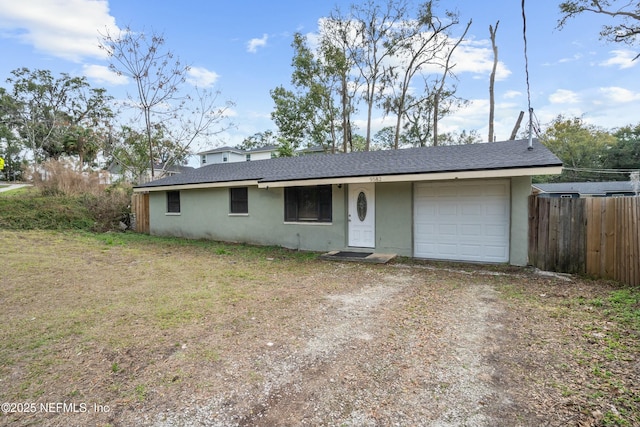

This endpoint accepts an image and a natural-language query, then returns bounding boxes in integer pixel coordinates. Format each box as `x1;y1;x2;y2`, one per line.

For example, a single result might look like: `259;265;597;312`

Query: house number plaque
357;192;367;221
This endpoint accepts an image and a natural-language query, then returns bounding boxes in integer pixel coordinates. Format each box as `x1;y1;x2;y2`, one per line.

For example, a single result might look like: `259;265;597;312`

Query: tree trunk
341;76;348;153
433;92;439;146
488;21;499;143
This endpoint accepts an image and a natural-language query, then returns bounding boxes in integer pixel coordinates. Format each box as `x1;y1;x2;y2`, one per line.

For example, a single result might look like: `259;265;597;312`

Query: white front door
348;183;375;248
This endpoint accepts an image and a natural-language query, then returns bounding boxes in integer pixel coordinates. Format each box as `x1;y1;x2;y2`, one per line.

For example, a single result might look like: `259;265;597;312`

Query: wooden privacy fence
131;193;150;234
529;196;640;286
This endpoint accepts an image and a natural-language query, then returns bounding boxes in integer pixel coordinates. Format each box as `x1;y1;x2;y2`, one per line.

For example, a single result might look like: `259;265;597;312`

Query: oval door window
357;191;367;221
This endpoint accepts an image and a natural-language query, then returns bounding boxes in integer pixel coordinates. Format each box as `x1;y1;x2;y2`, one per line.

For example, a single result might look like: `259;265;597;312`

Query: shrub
28;158;104;197
82;184;133;232
15;159;133;232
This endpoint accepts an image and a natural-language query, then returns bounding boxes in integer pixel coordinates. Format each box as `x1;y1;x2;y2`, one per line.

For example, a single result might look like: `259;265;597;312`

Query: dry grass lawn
0;230;638;427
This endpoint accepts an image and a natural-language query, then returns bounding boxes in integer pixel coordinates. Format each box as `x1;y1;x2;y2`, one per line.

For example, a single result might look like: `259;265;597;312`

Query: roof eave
133;165;563;192
133;180;260;193
258;165;563;188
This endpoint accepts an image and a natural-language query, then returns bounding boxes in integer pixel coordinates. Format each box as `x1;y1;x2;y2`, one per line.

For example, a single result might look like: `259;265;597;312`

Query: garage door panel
438;224;457;236
461;203;483;216
485;184;508;196
415;242;436;255
486;224;508;237
438;204;457;216
436;243;459;255
415;223;436;235
414;180;510;263
460;244;482;255
415;203;437;216
485;203;508;216
460;224;483;236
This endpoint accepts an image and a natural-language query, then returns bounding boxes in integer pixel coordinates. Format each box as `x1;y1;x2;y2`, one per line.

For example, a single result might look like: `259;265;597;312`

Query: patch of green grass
0;185;32;196
133;384;148;402
0;192;95;230
607;289;640;329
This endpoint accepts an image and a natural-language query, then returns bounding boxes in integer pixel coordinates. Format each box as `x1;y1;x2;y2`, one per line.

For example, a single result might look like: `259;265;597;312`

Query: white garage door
414;180;510;263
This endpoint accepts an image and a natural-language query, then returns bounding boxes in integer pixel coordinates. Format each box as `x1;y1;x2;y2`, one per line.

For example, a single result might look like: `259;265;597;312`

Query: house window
167;191;181;213
201;155;207;165
246;154;251;161
284;185;332;222
230;187;248;214
223;153;228;162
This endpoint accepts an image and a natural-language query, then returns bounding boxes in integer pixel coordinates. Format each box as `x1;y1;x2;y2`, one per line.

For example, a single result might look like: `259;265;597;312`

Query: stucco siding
509;175;532;266
147;176;533;265
149;185;347;252
374;182;413;256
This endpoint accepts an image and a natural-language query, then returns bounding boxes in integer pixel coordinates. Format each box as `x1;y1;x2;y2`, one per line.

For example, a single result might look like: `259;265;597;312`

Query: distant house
198;145;279;166
107;161;194;184
134;139;562;266
197;144;327;167
532;181;638;198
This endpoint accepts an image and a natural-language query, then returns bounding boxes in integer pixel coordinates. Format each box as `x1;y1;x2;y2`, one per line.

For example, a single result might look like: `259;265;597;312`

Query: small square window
167;191;181;213
230;187;248;214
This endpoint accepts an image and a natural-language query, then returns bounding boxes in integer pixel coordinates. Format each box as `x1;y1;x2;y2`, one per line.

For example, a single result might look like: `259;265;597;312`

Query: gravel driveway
142;266;537;427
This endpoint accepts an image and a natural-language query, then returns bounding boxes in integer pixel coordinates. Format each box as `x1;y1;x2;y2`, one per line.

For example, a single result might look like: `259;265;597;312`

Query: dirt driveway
1;231;637;427
139;267;543;427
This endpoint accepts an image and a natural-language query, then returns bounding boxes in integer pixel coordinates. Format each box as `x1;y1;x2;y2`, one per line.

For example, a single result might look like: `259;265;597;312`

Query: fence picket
529;195;639;286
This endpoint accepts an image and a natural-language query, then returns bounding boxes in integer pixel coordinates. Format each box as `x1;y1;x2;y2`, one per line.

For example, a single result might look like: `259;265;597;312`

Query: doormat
319;251;397;264
331;251;372;258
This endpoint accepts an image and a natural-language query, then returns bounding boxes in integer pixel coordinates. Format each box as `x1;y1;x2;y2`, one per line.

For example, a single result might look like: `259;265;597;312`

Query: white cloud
503;90;522;99
187;67;220;88
0;0;119;62
599;86;640;103
549;89;580;104
558;53;583;64
599;49;637;69
82;64;128;85
449;40;511;80
247;34;268;53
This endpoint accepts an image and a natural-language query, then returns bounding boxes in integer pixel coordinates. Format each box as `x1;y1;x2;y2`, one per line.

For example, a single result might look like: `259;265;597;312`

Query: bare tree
164;86;235;169
321;17;361;153
433;19;471;146
488;21;499;143
345;0;409;150
100;27;233;177
383;2;467;149
100;27;188;178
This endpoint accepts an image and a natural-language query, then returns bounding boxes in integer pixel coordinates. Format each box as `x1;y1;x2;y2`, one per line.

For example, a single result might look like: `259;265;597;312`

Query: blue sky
1;0;638;160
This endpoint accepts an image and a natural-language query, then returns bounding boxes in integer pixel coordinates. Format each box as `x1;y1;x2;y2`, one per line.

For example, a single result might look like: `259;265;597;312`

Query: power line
563;167;640;175
521;0;532;113
521;0;535;149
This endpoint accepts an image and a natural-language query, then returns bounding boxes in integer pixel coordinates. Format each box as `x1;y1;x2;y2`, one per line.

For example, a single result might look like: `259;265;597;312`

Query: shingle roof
533;181;636;195
246;144;279;153
136;139;562;189
196;146;244;155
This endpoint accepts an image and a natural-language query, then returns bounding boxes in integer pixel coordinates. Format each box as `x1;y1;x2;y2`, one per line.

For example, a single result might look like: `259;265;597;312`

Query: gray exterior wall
374;182;413;256
147;176;532;264
509;175;532;266
149;185;348;252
